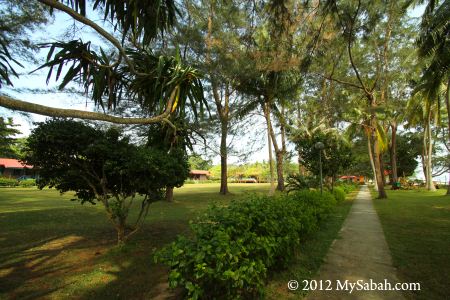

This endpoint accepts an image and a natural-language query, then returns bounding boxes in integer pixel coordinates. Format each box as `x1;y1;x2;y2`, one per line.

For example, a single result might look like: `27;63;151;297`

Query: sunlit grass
0;183;270;299
373;188;450;300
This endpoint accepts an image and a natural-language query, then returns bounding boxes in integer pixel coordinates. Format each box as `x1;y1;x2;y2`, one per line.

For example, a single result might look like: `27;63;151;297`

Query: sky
2;3;447;183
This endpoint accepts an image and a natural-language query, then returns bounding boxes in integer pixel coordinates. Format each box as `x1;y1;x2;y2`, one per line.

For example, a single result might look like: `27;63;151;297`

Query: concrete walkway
306;186;405;300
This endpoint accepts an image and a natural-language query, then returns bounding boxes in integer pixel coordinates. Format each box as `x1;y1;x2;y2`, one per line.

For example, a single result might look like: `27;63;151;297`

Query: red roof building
0;158;34;178
189;170;210;180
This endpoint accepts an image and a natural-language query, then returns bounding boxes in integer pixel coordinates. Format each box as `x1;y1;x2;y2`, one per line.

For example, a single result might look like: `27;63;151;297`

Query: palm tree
411;0;450;193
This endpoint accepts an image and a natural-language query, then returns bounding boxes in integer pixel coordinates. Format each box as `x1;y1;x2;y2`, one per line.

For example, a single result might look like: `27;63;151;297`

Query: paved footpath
306;185;405;300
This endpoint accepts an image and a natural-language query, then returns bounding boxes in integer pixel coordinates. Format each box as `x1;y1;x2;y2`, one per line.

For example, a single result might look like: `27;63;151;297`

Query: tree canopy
24;119;189;243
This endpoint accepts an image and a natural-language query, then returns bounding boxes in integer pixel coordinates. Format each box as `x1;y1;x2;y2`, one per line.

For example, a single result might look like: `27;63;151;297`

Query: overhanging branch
38;0;143;76
0;89;177;125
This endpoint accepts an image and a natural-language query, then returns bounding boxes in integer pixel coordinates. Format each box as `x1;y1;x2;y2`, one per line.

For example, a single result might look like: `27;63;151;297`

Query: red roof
190;170;210;175
0;158;33;169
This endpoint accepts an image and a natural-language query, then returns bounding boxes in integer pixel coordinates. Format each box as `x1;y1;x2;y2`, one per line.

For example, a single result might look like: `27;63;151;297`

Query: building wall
188;174;208;181
0;168;36;178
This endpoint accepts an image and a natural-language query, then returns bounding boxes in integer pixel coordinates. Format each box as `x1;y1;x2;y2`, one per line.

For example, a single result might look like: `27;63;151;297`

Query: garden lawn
373;189;450;300
264;190;358;299
0;183;269;299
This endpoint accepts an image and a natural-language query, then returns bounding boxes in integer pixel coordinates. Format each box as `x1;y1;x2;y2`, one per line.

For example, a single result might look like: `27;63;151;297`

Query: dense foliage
332;187;346;203
156;190;338;299
335;182;359;194
285;174;320;192
24;119;189;243
293;130;354;184
0;117;21;158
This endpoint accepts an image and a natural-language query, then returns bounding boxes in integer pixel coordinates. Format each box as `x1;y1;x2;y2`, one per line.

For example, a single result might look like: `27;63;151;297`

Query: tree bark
421;151;427;183
219;121;229;195
165;186;174;202
0;93;177;125
263;99;285;191
425;110;436;191
445;79;450;195
275;151;284;191
117;223;126;245
367;131;378;191
390;121;398;187
380;152;386;185
264;102;276;195
373;135;387;198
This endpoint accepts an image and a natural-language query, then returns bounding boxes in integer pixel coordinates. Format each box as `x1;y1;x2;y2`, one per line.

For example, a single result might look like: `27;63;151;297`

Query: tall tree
413;0;450;193
322;0;413;198
0;117;21;158
174;0;250;194
232;0;319;191
0;0;205;128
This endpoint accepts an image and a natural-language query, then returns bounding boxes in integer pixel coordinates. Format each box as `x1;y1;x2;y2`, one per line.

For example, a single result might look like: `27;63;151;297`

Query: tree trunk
425;111;436;191
264;103;276;195
206;5;230;195
267;126;275;195
263;100;285;191
117;223;126;245
367;133;378;191
219;121;229;195
390;121;398;187
380;153;386;186
373;133;387;198
275;151;284;191
165;186;174;202
445;79;450;195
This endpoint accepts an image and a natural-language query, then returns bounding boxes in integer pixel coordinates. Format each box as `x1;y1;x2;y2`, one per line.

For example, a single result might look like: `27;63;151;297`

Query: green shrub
336;182;358;194
156;190;337;299
0;177;18;187
286;174;319;192
19;179;36;187
332;187;346;203
184;179;220;184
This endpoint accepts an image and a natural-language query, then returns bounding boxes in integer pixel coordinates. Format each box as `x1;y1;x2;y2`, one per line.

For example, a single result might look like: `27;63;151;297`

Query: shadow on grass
0;208;187;300
0;185;270;299
78;221;187;300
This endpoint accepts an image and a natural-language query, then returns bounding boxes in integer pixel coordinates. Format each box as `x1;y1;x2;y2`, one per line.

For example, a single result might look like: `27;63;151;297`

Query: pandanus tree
0;0;206;125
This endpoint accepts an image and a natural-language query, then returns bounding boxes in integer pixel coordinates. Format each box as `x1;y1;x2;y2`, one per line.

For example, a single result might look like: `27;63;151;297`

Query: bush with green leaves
24;119;189;244
286;174;320;192
0;177;18;187
336;182;358;194
18;178;36;187
332;187;346;203
156;190;336;299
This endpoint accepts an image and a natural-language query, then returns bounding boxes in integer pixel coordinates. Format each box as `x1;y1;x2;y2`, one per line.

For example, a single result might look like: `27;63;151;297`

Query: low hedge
156;190;336;299
0;178;37;187
0;177;18;187
332;187;346;203
19;179;36;187
335;182;358;194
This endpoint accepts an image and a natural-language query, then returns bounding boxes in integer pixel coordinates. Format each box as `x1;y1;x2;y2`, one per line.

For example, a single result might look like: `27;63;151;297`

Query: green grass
0;184;357;299
264;191;358;299
372;188;450;300
0;183;269;299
